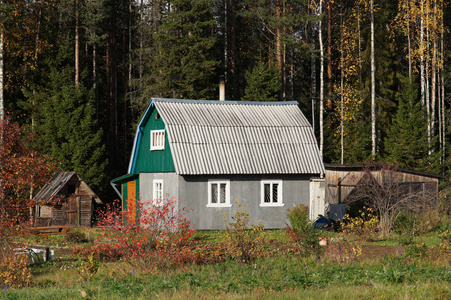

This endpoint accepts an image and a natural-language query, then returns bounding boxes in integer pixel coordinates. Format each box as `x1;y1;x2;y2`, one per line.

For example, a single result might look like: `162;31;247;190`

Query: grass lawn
1;227;450;300
2;253;451;299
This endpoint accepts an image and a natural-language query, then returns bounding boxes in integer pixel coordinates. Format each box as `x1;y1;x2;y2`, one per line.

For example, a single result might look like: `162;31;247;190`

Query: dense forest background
1;0;450;201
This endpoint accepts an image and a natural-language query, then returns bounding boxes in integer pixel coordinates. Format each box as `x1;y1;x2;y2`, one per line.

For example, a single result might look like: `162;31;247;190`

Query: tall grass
3;254;451;299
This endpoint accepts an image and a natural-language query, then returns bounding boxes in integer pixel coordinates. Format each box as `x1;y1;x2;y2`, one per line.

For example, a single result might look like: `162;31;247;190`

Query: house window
151;130;165;150
153;179;163;206
207;180;231;207
260;180;283;206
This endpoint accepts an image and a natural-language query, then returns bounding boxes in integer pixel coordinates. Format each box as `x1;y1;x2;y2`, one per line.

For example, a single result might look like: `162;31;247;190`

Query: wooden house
34;172;103;227
324;163;443;218
111;98;325;230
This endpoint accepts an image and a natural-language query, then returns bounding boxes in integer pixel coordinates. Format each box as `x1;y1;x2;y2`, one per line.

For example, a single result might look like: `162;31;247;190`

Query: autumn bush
286;204;322;258
0;219;32;288
324;207;378;263
224;201;265;263
341;206;379;240
0;116;57;288
0;254;31;288
78;197;199;271
0;116;57;226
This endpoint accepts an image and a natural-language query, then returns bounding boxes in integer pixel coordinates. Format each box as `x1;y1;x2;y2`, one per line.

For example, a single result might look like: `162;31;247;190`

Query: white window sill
259;203;284;207
207;204;232;208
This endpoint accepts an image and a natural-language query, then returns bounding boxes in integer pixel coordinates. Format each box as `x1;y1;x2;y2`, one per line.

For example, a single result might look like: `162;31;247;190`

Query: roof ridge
152;98;299;106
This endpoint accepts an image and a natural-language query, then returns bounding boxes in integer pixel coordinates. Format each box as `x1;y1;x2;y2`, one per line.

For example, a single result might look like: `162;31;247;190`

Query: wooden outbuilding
325;163;443;216
34;172;103;227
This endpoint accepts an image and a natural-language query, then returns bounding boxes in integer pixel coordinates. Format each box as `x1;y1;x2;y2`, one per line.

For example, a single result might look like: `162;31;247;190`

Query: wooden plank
28;225;72;235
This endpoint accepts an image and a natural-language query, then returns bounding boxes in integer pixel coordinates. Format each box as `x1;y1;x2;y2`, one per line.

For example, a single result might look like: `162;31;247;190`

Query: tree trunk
276;0;283;101
431;35;436;141
371;0;376;158
75;0;80;86
431;0;437;141
139;0;143;79
327;0;332;109
0;29;4;122
358;6;363;95
311;19;316;132
229;0;237;99
426;8;430;149
407;0;412;82
93;44;98;122
441;1;445;172
107;34;117;169
319;0;324;158
224;0;228;96
420;0;425;111
340;12;344;165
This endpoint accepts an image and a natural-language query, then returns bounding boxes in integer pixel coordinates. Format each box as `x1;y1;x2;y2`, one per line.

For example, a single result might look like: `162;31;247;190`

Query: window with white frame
207;180;231;207
153;179;163;206
260;180;283;206
150;130;165;150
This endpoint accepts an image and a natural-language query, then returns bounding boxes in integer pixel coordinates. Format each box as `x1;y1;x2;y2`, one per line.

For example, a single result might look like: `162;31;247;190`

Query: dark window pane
272;184;278;203
212;184;218;203
264;184;271;203
220;184;226;203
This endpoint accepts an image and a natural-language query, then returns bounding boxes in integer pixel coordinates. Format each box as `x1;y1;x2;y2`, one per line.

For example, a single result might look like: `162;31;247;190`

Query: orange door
127;181;137;224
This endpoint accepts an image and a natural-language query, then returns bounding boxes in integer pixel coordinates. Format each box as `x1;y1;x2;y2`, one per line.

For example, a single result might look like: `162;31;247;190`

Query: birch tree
370;0;376;158
332;4;368;164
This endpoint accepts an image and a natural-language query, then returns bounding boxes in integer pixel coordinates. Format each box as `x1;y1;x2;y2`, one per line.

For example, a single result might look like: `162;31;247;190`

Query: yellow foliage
325;207;378;263
341;206;379;239
0;254;31;288
78;253;99;281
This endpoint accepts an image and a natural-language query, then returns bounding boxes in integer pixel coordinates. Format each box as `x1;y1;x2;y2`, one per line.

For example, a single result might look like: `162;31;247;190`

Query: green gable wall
134;108;176;173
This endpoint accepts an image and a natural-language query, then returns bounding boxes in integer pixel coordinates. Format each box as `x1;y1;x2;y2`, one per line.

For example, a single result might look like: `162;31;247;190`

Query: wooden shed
34;172;103;227
325;163;443;206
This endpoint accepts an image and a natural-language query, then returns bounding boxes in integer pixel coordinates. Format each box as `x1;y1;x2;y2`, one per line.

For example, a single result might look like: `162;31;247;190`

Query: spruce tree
343;115;372;164
135;0;219;101
386;81;428;170
32;46;107;194
242;61;280;101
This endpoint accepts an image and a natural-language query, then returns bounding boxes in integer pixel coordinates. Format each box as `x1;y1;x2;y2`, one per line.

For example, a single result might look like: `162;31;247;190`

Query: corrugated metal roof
34;172;77;201
152;98;324;175
34;171;102;204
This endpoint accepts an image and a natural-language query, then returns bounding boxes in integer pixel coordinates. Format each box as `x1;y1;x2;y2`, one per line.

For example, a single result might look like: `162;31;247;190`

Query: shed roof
324;163;445;180
34;171;102;204
128;98;324;175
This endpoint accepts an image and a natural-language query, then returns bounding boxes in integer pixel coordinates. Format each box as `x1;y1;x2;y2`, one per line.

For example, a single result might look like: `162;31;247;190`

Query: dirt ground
360;245;406;259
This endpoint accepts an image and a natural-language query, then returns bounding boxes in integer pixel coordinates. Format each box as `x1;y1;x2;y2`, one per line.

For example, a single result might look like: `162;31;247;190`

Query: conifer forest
1;0;451;199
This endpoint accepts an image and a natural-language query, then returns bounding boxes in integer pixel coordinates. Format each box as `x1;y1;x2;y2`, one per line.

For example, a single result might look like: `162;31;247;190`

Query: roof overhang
110;173;139;199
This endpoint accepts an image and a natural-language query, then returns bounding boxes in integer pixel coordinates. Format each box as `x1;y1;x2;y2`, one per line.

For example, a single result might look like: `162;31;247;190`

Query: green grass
193;229;292;244
367;231;443;247
2;225;451;299
3;254;451;299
